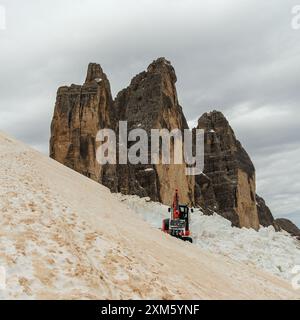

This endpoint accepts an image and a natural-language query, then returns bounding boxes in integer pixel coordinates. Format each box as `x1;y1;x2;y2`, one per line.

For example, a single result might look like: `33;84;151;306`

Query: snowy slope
0;131;299;300
115;194;300;281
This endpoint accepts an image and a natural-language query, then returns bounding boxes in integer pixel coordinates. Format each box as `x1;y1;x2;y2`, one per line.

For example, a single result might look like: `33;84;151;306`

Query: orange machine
162;189;193;243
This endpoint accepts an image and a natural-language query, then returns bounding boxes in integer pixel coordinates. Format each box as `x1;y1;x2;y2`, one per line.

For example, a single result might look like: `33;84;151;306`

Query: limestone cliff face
115;58;194;204
50;58;194;205
196;111;259;229
50;63;117;190
50;58;275;230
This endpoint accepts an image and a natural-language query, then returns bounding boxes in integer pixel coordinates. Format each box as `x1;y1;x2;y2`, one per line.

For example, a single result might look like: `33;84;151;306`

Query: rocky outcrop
50;58;194;205
274;218;300;239
256;194;275;227
50;58;286;231
50;63;118;191
114;58;194;204
195;111;259;229
255;194;300;238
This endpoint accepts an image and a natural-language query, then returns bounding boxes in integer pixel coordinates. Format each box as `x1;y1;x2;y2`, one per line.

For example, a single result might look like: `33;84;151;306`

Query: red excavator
162;189;193;243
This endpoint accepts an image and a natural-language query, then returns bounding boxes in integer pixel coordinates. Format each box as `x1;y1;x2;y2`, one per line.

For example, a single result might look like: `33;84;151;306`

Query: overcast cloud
0;0;299;225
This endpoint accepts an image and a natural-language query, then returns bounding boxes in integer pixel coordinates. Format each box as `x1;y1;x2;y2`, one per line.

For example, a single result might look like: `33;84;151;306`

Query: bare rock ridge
274;219;300;240
50;58;297;233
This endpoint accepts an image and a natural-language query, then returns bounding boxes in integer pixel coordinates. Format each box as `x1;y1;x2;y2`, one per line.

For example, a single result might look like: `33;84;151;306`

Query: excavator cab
162;190;193;243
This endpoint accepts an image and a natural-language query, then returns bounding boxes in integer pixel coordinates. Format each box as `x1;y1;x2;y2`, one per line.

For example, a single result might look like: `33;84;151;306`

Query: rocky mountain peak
113;57;192;204
50;59;297;234
199;109;228;124
196;110;259;229
147;57;177;83
116;57;184;132
50;62;116;190
85;62;105;83
198;110;235;140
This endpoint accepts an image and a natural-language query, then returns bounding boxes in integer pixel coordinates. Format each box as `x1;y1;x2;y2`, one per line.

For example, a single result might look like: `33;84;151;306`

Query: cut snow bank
115;194;300;281
0;131;299;300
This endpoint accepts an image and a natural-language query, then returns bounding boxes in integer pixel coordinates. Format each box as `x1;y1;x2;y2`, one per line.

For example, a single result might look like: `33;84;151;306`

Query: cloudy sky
0;0;299;226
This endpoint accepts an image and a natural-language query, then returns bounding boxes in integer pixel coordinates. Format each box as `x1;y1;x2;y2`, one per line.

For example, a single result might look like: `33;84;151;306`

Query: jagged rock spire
195;110;259;229
147;57;177;83
50;59;277;231
85;63;104;83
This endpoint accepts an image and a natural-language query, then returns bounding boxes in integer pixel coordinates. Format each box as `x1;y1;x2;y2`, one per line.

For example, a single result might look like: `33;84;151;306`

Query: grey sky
0;0;299;225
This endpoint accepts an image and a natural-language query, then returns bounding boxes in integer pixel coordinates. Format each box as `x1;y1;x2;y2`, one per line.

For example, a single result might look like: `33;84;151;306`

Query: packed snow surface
0;131;299;300
115;194;300;281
